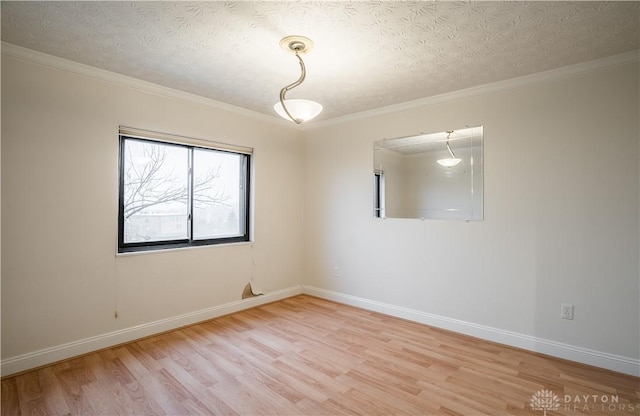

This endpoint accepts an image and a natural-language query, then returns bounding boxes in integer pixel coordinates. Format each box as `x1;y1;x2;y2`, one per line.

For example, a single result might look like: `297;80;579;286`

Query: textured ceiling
2;1;639;122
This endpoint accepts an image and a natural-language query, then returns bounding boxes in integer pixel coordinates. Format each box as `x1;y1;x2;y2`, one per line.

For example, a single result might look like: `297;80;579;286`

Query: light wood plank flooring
2;295;639;415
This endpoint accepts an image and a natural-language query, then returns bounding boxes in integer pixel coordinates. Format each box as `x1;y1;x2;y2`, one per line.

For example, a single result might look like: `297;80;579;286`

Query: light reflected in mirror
374;126;483;220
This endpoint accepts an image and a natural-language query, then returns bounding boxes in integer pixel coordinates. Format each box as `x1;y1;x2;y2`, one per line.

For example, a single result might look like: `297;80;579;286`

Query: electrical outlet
561;303;574;320
333;267;339;278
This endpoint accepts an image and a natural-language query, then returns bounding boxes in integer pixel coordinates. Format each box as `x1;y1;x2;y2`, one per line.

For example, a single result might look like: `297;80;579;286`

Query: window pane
192;148;245;240
122;139;189;243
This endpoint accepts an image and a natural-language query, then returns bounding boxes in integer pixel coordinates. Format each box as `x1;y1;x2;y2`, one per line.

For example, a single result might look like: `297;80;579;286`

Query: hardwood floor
2;295;639;415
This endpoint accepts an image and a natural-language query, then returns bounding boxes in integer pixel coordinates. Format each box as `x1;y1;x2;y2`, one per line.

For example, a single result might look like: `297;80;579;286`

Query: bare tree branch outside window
123;143;230;220
118;136;250;251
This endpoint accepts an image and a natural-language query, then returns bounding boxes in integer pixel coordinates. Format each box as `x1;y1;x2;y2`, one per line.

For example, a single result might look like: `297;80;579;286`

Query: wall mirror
373;126;483;220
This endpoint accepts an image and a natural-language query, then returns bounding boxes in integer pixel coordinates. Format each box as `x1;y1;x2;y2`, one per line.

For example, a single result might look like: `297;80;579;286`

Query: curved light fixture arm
446;140;457;159
279;53;306;124
445;131;457;158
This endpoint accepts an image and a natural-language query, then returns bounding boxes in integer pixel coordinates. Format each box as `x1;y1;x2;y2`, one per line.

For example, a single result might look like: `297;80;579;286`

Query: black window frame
374;172;381;218
374;171;384;218
118;135;251;253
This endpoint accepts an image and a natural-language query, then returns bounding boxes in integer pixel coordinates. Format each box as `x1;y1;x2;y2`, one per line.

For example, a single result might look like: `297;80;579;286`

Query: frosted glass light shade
437;158;462;167
274;99;323;123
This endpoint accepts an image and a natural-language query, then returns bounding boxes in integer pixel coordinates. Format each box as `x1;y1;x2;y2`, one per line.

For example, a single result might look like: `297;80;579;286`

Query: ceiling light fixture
273;35;322;124
437;131;462;167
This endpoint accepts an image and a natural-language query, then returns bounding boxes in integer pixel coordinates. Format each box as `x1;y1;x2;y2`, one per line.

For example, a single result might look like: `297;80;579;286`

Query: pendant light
273;36;323;124
437;131;462;167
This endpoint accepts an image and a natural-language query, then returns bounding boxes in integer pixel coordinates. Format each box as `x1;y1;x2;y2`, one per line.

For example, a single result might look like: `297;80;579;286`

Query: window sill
115;240;254;257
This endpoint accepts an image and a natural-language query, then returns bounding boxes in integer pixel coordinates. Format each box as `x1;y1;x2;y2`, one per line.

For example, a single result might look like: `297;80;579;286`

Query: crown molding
303;49;640;130
1;41;289;127
3;42;637;131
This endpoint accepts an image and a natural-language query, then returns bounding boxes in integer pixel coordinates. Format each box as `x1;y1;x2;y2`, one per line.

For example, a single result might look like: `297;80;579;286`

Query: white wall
1;54;304;370
2;48;639;377
303;62;640;373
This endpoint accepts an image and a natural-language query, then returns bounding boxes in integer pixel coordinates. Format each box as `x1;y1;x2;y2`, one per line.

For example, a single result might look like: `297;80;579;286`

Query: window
373;170;384;218
118;129;251;253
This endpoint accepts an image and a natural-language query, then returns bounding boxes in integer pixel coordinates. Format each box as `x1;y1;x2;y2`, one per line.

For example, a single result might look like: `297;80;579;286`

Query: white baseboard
4;284;637;378
302;285;640;377
1;285;302;377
